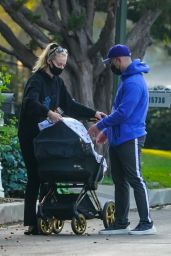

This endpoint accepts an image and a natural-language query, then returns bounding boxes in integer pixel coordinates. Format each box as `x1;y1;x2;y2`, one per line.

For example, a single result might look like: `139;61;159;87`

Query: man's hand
88;124;100;137
96;131;107;144
47;110;63;122
95;111;106;120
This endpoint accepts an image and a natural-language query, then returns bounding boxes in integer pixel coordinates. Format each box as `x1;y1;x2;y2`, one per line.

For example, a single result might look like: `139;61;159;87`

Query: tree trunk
75;60;94;108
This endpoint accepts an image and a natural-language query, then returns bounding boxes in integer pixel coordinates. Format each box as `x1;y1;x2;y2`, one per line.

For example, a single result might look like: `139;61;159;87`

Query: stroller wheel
53;218;64;234
71;214;87;235
102;201;115;228
37;217;53;235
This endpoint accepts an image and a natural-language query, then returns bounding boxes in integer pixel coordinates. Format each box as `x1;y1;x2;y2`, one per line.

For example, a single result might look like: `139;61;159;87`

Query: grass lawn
102;149;171;188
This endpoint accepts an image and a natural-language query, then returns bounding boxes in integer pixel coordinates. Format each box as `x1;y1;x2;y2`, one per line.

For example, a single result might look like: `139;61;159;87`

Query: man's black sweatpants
109;136;151;225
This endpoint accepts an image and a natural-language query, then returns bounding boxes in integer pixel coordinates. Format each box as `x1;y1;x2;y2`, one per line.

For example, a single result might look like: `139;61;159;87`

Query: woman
18;43;105;235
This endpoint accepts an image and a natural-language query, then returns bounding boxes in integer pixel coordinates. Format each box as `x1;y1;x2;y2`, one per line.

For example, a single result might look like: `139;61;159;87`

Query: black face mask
49;63;63;76
110;64;122;75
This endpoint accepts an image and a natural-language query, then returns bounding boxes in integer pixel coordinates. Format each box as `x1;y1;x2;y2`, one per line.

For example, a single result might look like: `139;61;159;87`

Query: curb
1;186;171;224
97;185;171;208
0;202;24;225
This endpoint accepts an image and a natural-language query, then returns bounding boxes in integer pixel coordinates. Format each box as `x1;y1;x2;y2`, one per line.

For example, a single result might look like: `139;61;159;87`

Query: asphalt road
0;206;171;256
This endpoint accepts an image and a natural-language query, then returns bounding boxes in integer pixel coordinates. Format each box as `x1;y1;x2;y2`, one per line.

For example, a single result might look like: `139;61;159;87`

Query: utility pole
113;0;127;98
115;0;127;44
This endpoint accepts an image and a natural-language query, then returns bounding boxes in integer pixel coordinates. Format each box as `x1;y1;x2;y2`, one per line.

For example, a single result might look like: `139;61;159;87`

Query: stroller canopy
34;120;102;183
34;120;94;161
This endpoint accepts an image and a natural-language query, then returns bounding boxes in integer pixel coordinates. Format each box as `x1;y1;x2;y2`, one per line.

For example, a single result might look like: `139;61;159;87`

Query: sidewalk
0;206;171;256
0;185;171;224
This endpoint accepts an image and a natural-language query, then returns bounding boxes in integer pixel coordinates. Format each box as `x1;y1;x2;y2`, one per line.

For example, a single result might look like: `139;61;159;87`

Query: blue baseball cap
103;44;131;64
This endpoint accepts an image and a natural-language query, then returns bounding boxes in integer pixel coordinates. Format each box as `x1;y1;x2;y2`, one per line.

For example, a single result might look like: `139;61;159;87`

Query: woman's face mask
49;55;67;76
49;63;63;76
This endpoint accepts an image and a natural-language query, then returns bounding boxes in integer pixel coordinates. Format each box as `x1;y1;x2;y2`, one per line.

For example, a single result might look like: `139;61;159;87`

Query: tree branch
131;32;152;59
58;0;70;26
0;19;36;69
41;0;61;25
88;0;117;58
20;5;62;34
127;9;162;51
85;0;95;36
1;0;49;48
0;44;15;57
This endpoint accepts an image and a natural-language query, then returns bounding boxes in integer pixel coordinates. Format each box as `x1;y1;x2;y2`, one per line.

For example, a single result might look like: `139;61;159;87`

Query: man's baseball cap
103;44;131;64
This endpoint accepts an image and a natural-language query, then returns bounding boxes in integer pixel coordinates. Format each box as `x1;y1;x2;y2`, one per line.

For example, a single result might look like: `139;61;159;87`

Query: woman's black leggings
19;138;40;226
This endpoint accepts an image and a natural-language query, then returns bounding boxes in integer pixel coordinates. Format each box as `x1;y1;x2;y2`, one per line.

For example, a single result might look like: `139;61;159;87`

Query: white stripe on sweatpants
135;138;151;222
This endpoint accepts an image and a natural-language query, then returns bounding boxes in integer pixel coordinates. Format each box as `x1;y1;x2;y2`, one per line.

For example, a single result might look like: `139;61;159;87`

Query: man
88;44;156;235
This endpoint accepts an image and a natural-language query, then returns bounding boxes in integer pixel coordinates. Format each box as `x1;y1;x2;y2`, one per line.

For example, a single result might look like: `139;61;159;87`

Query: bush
0;118;27;198
146;108;171;150
0;66;27;198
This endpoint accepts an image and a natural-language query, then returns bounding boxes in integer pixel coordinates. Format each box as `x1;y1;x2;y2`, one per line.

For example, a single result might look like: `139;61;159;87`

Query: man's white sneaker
129;222;157;235
99;223;130;235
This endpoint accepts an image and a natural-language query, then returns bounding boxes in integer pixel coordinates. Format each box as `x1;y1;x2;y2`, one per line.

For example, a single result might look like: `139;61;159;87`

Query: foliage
0;66;11;127
24;11;41;22
0;139;27;198
0;118;27;198
11;0;29;10
68;9;86;31
49;33;64;46
128;0;171;12
0;66;11;106
0;117;18;144
145;108;171;150
0;66;27;198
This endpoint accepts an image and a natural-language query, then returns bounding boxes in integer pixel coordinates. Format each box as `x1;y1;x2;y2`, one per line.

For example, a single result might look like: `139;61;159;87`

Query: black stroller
34;120;115;235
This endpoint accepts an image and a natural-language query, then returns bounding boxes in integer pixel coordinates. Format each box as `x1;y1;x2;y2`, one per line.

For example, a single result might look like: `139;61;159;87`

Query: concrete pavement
0;205;171;256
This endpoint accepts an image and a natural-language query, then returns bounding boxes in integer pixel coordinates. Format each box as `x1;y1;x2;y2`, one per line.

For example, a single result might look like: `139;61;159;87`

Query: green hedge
0;118;27;197
146;108;171;150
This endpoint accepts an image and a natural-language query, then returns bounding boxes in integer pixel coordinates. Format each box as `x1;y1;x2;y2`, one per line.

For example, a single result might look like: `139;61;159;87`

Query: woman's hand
95;111;106;120
47;110;63;123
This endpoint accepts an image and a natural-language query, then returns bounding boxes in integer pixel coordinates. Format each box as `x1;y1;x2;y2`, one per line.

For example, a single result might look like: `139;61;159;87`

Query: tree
0;0;165;112
127;0;171;58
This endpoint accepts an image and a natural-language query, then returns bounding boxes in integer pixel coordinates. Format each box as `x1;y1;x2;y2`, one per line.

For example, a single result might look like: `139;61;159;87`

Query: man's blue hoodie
96;59;149;147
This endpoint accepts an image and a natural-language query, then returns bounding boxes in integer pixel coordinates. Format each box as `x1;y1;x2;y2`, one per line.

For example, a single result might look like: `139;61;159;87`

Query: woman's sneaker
129;221;156;235
99;223;130;235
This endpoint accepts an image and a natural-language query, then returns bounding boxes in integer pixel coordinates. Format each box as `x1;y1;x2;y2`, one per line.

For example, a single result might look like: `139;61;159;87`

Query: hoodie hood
122;59;149;78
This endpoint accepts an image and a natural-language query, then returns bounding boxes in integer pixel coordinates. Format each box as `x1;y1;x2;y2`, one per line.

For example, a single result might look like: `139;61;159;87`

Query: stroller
34;118;115;235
